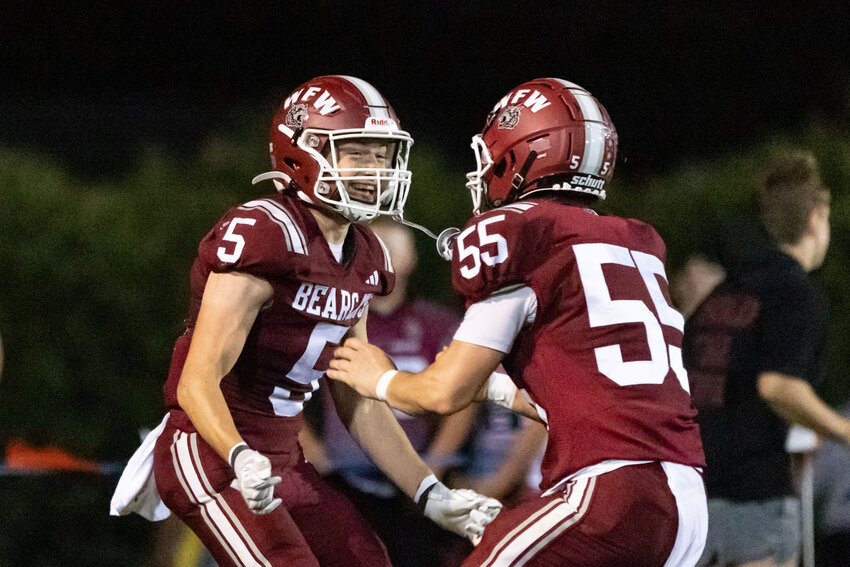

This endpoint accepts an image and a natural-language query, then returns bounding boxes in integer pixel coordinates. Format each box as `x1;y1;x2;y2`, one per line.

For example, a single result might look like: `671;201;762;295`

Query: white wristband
414;473;439;504
375;370;398;401
487;372;517;409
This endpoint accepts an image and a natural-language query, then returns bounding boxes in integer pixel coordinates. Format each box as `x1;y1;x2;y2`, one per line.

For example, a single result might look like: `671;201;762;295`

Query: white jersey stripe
481;477;596;567
335;75;390;119
373;233;394;273
170;432;242;566
188;433;273;567
480;499;563;567
174;433;260;566
498;202;537;214
171;432;272;567
240;199;308;255
512;477;596;566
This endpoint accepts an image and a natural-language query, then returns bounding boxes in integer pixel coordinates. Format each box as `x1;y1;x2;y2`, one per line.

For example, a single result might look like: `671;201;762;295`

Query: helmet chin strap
390;212;459;262
506;150;538;203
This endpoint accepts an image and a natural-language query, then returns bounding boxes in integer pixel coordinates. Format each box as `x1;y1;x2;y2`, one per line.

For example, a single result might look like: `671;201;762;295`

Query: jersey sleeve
453;285;537;353
197;204;298;280
451;207;549;305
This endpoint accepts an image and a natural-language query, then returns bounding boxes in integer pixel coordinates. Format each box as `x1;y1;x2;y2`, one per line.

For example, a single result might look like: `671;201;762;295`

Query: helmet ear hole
284;157;301;171
493;158;508;178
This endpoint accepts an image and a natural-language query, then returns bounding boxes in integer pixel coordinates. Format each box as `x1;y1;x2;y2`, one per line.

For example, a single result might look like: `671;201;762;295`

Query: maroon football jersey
318;299;461;481
451;199;704;490
162;192;394;451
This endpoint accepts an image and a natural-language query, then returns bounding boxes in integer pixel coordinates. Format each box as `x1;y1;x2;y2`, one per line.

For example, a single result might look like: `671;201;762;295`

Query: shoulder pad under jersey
198;198;309;278
451;201;544;304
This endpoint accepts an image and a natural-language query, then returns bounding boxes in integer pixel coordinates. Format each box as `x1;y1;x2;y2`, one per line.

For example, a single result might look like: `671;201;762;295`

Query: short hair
755;148;830;245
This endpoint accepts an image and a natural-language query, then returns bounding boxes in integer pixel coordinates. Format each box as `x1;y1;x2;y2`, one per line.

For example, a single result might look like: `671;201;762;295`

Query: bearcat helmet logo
497;105;522;129
286;104;308;128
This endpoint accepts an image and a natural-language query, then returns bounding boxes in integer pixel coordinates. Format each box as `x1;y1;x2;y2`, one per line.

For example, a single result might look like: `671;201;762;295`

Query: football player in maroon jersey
150;75;501;567
329;78;708;566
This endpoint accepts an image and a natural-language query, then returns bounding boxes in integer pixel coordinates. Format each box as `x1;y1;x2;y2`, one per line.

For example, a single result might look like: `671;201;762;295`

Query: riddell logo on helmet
570;175;606;189
365;117;399;129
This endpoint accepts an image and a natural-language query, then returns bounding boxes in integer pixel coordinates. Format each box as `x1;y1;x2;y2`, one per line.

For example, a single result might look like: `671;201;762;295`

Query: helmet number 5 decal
217;218;257;263
573;242;689;392
458;215;509;279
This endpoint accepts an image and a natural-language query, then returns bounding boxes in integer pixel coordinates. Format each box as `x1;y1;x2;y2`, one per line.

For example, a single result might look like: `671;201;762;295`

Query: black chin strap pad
507;150;538;203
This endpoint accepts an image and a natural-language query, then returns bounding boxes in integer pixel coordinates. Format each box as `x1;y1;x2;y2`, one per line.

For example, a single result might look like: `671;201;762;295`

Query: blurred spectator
684;148;850;567
813;401;850;567
300;218;476;567
669;254;725;319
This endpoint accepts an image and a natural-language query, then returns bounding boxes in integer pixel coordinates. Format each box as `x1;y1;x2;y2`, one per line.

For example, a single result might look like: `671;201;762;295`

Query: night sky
2;2;849;178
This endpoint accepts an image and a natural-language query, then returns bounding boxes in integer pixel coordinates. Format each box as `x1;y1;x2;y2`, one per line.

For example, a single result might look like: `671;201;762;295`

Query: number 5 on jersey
574;242;690;393
217;218;257;263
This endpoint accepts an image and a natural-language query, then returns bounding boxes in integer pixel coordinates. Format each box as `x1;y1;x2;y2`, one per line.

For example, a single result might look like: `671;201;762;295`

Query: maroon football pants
463;462;683;567
153;419;390;567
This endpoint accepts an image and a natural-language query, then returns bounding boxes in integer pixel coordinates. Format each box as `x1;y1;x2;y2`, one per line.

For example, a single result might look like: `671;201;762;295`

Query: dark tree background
2;2;849;178
1;3;849;565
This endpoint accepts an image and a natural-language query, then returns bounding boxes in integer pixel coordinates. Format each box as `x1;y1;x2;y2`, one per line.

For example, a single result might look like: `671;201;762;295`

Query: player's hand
232;449;282;515
328;338;395;399
421;481;502;545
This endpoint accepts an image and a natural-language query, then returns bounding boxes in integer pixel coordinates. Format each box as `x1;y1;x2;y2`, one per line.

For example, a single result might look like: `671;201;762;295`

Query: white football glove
231;447;282;515
420;481;502;545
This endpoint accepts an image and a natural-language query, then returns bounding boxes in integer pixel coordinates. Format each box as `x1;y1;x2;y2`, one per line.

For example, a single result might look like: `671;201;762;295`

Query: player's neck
780;238;819;272
310;207;351;245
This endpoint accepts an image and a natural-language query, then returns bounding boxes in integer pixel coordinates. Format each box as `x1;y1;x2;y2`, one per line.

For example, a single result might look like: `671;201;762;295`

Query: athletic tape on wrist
375;370;398;401
415;474;439;511
228;442;250;469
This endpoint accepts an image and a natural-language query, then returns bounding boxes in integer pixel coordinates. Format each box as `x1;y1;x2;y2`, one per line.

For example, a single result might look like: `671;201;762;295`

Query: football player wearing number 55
328;78;708;566
148;75;501;567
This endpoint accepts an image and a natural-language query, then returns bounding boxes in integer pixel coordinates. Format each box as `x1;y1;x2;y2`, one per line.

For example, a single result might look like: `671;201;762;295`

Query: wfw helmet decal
286;104;308;128
497;105;522;129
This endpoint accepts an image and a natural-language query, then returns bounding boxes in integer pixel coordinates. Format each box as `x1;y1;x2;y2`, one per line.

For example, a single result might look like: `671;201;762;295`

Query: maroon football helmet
259;75;413;222
466;78;618;214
